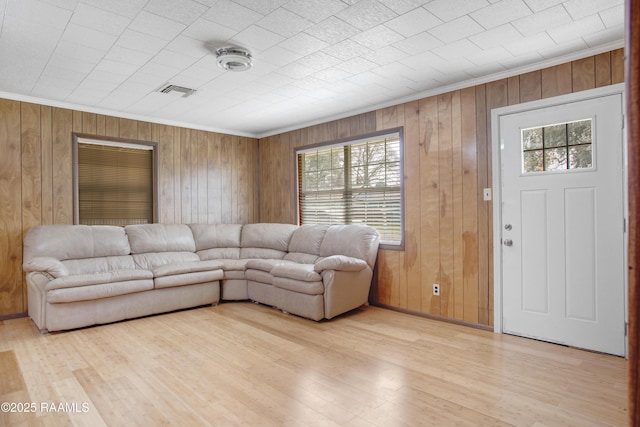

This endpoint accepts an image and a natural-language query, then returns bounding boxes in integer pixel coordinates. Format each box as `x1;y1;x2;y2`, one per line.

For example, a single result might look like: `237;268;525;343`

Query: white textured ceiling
0;0;625;138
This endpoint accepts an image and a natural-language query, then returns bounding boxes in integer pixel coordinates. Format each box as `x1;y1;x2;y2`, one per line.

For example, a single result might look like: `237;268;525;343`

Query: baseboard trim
0;312;28;321
371;303;493;332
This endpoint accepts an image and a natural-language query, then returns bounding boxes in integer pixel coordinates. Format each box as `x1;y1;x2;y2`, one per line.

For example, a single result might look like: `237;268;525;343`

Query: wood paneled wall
0;102;259;317
258;49;625;327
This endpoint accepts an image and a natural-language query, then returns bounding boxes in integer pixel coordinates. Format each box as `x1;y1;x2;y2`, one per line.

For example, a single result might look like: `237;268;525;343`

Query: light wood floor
0;303;628;426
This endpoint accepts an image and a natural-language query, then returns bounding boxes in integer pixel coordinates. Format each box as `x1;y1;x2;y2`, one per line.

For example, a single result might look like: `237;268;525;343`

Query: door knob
505;224;512;230
504;239;513;247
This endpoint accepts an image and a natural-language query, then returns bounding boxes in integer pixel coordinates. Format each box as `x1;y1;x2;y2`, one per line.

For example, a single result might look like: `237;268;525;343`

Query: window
73;134;157;226
296;129;403;248
521;119;593;173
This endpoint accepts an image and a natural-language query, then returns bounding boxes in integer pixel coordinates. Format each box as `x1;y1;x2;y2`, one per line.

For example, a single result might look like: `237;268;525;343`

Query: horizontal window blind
78;142;153;227
298;133;402;246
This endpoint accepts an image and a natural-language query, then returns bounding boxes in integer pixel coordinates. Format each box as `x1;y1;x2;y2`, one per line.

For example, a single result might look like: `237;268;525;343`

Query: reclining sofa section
22;223;380;332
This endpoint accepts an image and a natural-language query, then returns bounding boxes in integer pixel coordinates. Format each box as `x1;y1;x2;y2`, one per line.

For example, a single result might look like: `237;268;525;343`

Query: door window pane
521;119;592;174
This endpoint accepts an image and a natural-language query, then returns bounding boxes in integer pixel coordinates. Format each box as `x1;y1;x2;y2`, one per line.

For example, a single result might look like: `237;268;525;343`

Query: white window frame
295;127;405;249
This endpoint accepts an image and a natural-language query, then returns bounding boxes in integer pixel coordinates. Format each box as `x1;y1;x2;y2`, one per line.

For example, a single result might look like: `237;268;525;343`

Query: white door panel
499;93;625;356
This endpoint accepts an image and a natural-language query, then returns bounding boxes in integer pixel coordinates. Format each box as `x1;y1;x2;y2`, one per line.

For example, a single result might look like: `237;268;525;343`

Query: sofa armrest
152;260;223;278
271;263;321;282
23;257;69;278
314;255;367;273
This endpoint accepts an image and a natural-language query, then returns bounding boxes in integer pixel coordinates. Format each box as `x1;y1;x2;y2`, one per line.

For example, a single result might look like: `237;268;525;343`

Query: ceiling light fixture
216;46;253;72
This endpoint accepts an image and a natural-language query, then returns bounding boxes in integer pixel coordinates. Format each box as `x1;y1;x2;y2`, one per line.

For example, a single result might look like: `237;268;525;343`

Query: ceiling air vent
157;83;197;98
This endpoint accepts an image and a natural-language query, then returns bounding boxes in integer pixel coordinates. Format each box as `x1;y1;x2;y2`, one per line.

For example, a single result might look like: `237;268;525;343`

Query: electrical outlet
433;284;440;296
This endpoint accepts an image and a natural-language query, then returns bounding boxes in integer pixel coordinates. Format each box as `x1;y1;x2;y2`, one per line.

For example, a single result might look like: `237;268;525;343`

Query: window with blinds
297;129;403;248
74;137;156;227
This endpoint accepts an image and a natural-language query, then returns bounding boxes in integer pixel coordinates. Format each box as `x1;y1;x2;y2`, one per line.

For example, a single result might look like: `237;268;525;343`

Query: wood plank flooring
0;303;628;426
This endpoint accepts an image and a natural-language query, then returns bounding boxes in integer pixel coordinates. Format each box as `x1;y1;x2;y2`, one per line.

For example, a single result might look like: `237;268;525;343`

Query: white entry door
498;92;625;356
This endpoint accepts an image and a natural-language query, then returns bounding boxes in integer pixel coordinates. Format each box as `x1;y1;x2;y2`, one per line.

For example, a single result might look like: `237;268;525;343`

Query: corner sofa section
23;223;379;332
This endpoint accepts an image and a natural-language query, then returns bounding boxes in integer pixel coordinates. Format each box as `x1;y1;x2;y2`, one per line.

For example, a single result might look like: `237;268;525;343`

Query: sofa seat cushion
245;269;274;285
45;270;154;303
273;277;324;295
152;260;223;278
245;258;284;273
224;270;245;280
271;263;321;282
197;248;240;260
48;279;154;303
46;270;153;291
154;270;223;289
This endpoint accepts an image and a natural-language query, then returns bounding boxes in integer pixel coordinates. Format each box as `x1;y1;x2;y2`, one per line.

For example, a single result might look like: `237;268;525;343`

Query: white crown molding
0;91;260;138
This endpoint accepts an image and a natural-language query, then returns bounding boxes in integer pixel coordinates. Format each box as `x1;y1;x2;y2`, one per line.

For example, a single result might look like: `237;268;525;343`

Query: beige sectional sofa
22;222;379;332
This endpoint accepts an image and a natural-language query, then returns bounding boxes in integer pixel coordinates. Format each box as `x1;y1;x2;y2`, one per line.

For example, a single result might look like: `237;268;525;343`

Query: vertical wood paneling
230;135;240;223
220;134;233;223
236;137;251;223
52;108;73;224
507;76;520;105
611;48;624;84
461;87;479;323
180;128;193;224
138;121;152;141
0;100;23;315
541;63;573;98
173;127;182;224
21;104;41;312
105;116;119;138
519;71;542;103
82;112;96;134
155;124;175;224
595;51;612;88
451;91;464;320
21;103;42;233
40;106;53;225
437;93;454;318
119;118;137;140
403;101;422;312
96;114;106;136
419;96;440;315
208;133;222;224
572;57;596;92
197;131;209;224
474;85;489;325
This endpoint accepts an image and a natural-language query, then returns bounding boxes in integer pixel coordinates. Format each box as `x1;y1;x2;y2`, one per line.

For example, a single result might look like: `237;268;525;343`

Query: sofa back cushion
240;223;297;260
189;224;242;260
24;225;131;262
283;224;329;264
319;225;380;268
125;224;196;254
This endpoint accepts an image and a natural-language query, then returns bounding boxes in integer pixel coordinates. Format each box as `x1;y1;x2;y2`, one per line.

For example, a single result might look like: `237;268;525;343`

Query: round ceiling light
216;46;253;72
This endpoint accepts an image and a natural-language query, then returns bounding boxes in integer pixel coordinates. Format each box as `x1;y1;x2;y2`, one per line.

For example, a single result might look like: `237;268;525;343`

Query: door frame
491;83;628;353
